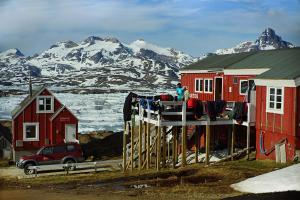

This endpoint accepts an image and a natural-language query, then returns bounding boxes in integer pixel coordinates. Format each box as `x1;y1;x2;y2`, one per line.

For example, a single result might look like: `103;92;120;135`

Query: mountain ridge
215;28;295;55
0;28;296;93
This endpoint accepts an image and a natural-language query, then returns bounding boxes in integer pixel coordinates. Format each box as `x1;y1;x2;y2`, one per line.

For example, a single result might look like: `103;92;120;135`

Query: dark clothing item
215;100;226;115
123;92;138;122
194;100;204;119
206;101;217;121
233;102;248;124
187;98;204;119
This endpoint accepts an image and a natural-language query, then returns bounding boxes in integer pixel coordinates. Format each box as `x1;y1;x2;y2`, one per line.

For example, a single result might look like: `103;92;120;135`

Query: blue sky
0;0;299;56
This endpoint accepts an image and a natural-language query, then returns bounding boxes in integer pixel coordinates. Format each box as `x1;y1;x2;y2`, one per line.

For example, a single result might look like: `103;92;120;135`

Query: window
239;80;249;95
67;145;75;152
204;79;213;93
233;77;238;84
53;145;66;153
23;123;39;141
37;96;54;113
267;87;284;114
42;147;53;155
195;78;203;92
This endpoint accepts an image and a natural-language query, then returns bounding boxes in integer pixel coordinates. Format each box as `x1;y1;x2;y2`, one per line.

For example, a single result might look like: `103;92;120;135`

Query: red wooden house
180;48;300;162
11;86;79;161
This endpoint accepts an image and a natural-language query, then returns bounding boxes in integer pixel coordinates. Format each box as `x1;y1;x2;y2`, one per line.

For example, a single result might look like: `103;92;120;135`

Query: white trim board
23;122;39;142
180;69;222;74
254;79;296;87
224;68;270;75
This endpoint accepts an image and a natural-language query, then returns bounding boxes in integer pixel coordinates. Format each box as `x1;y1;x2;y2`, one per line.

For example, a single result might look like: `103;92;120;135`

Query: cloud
0;0;299;56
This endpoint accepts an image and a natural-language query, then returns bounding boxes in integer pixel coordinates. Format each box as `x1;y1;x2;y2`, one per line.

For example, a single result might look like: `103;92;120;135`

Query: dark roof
0;124;12;143
183;52;255;70
231;48;300;79
11;85;46;118
182;48;300;80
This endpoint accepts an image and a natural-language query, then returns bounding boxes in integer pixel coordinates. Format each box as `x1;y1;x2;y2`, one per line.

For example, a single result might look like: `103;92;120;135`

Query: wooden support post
122;123;127;173
181;102;187;167
138;120;142;170
195;126;199;164
205;123;210;165
172;127;175;168
182;126;187;167
227;125;232;155
157;126;161;171
246;125;250;160
162;126;167;168
143;122;147;162
130;116;135;172
231;124;236;161
172;127;177;168
167;139;170;161
146;122;150;170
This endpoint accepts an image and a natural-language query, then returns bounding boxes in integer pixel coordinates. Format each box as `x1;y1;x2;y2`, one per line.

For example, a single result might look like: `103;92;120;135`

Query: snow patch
231;163;300;193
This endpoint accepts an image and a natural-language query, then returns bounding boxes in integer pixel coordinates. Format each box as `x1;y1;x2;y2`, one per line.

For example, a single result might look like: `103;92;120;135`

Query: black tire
64;159;76;171
24;163;36;175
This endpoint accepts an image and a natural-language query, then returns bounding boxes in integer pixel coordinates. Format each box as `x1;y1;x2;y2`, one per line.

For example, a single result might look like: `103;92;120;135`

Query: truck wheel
24;163;36;175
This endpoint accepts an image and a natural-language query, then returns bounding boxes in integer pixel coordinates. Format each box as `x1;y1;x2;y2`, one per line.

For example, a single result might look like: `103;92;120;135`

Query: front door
65;124;76;143
215;78;223;100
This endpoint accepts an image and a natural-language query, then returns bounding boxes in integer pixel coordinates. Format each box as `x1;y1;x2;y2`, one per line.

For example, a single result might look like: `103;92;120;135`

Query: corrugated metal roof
230;48;300;79
183;52;255;70
182;48;300;80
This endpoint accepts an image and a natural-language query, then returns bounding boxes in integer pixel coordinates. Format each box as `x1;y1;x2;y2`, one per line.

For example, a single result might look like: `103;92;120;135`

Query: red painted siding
255;86;297;161
12;88;78;152
51;108;78;144
296;86;300;149
181;73;254;102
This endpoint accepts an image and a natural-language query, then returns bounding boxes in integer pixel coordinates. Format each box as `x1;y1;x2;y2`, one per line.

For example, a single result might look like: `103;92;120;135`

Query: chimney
29;71;32;97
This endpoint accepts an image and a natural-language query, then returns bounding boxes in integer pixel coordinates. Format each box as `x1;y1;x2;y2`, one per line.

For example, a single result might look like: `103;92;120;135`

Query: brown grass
0;158;291;200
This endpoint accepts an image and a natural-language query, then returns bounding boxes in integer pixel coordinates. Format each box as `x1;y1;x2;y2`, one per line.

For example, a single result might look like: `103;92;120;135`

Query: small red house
180;48;300;162
11;86;79;161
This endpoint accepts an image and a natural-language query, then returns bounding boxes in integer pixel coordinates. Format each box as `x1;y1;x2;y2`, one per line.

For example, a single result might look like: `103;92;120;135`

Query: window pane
39;104;45;111
46;105;51;110
270;95;275;101
233;77;238;84
26;125;36;138
195;80;199;91
276;103;281;109
277;89;282;95
270;88;275;94
269;102;274;109
209;80;212;92
39;99;44;105
42;147;52;155
67;145;75;152
53;146;66;153
46;98;51;105
200;80;203;91
276;96;282;102
240;81;248;94
205;80;208;91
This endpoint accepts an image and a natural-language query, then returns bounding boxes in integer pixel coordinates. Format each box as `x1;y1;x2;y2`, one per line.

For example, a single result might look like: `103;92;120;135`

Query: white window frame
204;78;213;93
266;86;284;114
23;122;39;141
239;80;249;95
36;96;54;113
194;78;203;93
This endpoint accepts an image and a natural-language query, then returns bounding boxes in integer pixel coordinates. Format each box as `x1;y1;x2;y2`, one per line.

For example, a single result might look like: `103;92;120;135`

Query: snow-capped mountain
215;28;295;55
0;37;195;92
